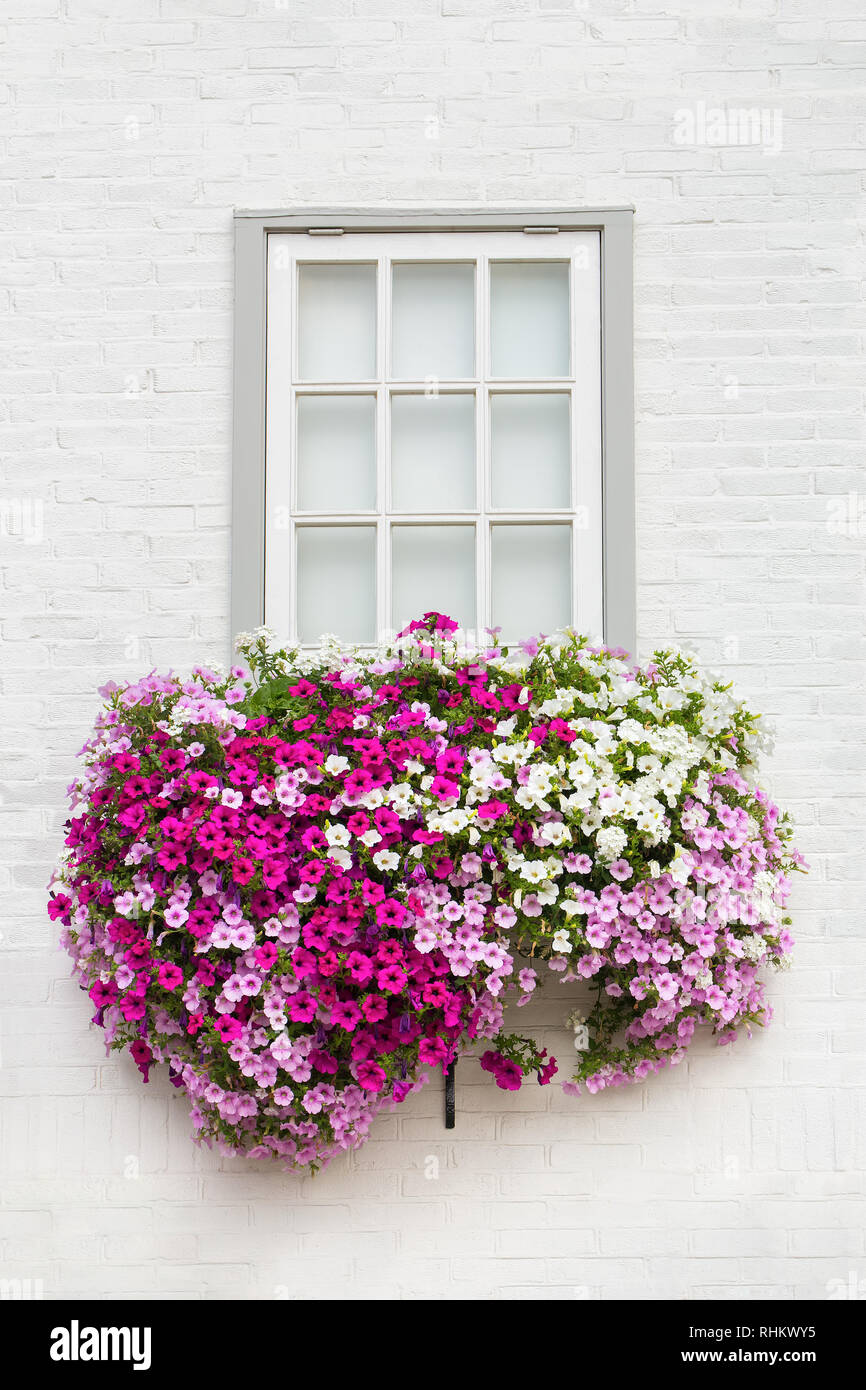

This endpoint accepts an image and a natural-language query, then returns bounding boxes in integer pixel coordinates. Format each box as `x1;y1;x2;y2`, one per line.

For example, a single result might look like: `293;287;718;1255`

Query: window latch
523;225;559;234
307;227;344;236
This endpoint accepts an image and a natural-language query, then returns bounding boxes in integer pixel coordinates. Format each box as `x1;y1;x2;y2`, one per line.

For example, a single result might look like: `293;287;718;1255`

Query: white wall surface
1;0;863;1301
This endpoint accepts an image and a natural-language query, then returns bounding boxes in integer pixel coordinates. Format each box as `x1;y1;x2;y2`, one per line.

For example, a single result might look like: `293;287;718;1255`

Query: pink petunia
157;961;183;991
377;964;408;994
354;1060;388;1093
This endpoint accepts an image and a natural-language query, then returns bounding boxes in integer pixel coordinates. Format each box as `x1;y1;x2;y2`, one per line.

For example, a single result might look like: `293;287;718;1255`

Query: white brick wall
2;0;863;1301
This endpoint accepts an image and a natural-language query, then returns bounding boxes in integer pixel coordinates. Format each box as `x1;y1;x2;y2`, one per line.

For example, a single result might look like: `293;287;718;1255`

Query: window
232;211;634;653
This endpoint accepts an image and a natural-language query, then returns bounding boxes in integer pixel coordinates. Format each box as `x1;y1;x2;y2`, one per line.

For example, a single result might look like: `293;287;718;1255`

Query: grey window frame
231;207;635;655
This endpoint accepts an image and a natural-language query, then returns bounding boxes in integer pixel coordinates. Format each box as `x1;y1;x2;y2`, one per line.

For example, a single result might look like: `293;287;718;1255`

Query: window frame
232;208;635;654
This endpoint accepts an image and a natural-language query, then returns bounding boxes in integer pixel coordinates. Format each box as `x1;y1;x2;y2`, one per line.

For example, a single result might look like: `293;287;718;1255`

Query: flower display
49;611;804;1169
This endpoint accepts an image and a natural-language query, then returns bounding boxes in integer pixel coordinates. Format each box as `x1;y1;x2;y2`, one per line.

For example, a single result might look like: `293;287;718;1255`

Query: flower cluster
49;612;804;1168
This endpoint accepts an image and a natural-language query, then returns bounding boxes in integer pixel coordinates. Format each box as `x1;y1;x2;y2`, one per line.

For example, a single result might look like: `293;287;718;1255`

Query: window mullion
379;250;390;641
478;247;489;637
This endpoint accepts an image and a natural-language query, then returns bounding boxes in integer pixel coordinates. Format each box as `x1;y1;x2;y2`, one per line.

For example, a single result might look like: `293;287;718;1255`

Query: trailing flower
48;612;804;1168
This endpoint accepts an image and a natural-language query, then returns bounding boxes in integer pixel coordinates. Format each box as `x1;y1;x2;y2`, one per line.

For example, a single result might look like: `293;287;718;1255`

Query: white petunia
372;849;399;872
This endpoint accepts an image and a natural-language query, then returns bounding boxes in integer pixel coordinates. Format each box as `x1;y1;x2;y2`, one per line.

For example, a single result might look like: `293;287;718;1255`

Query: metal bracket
444;1060;456;1129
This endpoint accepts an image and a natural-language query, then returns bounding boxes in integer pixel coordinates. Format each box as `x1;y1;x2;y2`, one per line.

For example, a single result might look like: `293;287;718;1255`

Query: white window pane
491;524;571;641
296;395;376;511
392;262;475;380
391;394;475;512
490;261;570;378
296;527;376;644
491;393;571;510
391;525;476;633
297;263;376;381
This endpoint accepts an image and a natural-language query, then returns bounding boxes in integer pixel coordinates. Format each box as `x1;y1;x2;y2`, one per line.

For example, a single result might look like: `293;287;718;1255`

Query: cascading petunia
48;612;805;1170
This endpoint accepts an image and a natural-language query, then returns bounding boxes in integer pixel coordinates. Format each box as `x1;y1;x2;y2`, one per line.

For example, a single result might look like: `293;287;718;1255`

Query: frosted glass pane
490;261;570;378
296;527;376;644
491;393;570;509
297;264;376;381
392;526;476;633
297;396;376;511
491;524;571;641
392;263;475;379
391;394;475;512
